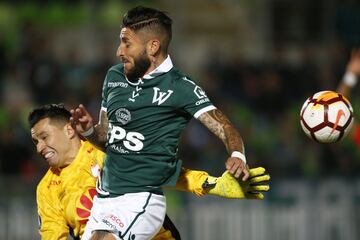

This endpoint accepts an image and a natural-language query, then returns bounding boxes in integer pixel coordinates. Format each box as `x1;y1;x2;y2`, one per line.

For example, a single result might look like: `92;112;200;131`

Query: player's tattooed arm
198;109;249;180
88;109;108;152
197;109;244;154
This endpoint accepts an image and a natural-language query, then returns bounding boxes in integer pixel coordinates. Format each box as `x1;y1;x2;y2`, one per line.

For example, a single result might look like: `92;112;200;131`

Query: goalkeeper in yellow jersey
28;104;270;240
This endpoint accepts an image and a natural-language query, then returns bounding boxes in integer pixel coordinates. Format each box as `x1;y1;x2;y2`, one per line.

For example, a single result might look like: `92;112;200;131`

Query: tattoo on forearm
198;109;244;153
99;111;109;140
198;110;226;140
86;110;108;151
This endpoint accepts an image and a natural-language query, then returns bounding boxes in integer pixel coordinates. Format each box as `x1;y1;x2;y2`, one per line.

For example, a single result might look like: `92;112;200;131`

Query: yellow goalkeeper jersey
37;141;104;239
36;141;207;239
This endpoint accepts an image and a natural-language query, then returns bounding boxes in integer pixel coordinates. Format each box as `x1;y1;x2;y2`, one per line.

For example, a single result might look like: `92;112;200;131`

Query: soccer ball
300;91;354;143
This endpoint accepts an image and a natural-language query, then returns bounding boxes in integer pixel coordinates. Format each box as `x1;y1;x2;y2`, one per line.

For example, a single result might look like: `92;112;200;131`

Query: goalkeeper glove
202;167;270;199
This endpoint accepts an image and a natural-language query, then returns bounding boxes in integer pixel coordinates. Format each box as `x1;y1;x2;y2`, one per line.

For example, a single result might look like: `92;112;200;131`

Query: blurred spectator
0;1;359;180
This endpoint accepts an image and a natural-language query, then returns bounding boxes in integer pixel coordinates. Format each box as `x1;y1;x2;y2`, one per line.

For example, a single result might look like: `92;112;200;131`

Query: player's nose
36;141;46;154
116;43;126;59
116;45;123;58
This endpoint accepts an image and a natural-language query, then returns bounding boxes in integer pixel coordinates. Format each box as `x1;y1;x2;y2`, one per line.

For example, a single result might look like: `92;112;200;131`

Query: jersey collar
143;55;173;79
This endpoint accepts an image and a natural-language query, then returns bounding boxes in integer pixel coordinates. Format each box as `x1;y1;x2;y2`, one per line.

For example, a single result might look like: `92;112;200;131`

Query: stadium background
0;0;359;239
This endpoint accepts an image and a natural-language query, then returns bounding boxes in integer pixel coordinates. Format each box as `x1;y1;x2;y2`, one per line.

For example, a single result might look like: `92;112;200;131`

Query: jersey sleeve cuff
194;105;217;119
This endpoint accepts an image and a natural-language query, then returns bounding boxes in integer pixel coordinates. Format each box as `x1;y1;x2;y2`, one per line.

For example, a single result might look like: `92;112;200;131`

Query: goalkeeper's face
31;118;76;168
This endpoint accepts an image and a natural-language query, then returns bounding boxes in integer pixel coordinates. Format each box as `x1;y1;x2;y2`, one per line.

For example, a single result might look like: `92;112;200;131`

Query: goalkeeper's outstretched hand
202;167;270;199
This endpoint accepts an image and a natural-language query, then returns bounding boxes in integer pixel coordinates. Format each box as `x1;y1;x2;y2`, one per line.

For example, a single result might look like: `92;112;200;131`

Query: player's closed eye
121;38;130;48
124;42;130;48
32;139;38;145
39;134;48;142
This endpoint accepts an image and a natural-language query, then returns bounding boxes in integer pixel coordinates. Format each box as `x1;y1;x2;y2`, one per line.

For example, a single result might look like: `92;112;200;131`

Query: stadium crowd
0;1;359;185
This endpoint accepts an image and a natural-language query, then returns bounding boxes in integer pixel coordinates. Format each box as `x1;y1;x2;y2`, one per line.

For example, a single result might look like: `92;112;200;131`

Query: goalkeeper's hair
28;103;71;128
122;6;172;53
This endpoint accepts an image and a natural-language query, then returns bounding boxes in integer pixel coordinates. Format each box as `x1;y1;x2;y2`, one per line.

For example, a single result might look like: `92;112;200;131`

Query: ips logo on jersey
194;86;207;99
108;123;145;152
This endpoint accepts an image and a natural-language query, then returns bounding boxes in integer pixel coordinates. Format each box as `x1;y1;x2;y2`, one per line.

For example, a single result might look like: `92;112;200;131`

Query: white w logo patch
152;87;173;105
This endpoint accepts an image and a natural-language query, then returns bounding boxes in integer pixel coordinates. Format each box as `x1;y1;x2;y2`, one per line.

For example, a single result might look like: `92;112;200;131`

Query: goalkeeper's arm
202;167;270;199
168;167;270;199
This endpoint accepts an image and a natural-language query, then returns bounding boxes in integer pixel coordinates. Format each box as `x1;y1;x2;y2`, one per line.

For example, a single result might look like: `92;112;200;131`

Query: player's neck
145;54;167;76
63;138;82;166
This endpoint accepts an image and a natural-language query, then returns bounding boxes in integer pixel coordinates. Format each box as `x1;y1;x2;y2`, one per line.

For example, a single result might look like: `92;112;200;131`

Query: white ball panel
300;120;311;138
327;102;352;127
314;126;340;143
343;117;354;136
300;98;310;112
302;103;325;128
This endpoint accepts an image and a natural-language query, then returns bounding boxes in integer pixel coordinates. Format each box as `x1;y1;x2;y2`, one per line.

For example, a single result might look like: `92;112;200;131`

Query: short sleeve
176;76;216;118
101;71;110;112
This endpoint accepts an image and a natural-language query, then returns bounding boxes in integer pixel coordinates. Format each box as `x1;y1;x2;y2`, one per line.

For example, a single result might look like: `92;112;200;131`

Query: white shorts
82;192;166;240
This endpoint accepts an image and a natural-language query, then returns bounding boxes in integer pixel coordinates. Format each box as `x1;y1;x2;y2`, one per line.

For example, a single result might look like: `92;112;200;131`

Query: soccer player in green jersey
70;6;251;240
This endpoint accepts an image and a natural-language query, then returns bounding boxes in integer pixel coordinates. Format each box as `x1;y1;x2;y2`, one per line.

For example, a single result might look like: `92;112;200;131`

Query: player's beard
126;50;151;82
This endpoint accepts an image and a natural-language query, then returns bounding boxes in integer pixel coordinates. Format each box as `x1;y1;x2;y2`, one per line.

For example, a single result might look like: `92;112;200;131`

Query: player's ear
146;39;161;57
64;123;76;139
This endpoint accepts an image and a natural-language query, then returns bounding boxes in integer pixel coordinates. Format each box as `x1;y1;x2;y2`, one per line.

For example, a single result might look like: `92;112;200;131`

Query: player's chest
108;82;174;106
106;81;177;120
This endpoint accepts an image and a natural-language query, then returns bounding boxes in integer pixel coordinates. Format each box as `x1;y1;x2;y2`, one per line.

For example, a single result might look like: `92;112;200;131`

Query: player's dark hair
123;6;172;53
28;103;71;128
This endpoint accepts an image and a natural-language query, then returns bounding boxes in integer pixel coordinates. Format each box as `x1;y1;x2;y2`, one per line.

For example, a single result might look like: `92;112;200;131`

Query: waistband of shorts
97;189;164;198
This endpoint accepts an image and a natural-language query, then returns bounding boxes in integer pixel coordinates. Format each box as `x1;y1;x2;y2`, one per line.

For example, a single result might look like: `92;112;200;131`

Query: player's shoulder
81;141;105;163
168;67;198;87
106;63;125;77
82;141;98;154
103;64;126;86
36;168;58;194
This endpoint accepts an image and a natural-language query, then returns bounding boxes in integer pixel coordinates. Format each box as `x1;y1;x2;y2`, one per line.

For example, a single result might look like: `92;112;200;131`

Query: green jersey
98;56;216;196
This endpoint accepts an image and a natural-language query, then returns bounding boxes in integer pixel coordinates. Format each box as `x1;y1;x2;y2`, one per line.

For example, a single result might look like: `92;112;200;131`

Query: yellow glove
203;167;270;199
